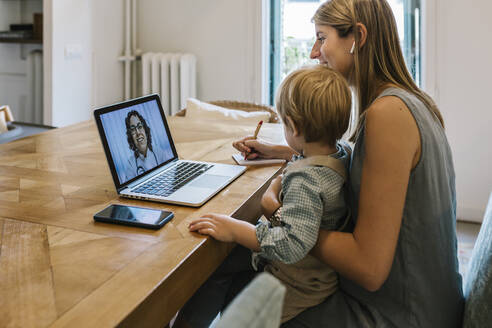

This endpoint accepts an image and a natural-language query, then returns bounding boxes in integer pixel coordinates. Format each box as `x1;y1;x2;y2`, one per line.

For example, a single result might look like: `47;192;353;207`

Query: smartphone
94;204;174;230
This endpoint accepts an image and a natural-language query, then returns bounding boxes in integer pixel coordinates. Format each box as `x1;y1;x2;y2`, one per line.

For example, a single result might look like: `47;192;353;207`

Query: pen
253;120;263;139
245;120;263;159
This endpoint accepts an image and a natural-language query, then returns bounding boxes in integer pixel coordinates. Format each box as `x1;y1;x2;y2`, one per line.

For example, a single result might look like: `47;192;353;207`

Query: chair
0;121;55;144
215;273;286;328
462;192;492;327
207;101;279;123
176;100;279;123
0;105;14;133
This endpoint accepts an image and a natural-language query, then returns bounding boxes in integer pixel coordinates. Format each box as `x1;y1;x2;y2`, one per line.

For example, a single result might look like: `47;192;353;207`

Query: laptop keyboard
133;162;213;197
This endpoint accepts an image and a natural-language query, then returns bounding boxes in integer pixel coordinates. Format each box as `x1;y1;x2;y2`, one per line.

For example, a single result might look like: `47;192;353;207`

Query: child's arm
188;214;261;252
188;174;282;249
188;168;344;263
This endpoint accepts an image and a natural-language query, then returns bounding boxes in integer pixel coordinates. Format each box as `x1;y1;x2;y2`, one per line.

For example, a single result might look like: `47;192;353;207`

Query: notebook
232;153;286;166
94;94;246;207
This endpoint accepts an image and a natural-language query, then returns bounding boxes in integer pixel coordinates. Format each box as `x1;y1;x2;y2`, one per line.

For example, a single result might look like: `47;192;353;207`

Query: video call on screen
99;100;175;185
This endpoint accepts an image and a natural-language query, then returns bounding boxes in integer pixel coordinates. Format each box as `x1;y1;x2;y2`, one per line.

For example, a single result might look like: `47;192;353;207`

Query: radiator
141;53;197;116
26;50;43;124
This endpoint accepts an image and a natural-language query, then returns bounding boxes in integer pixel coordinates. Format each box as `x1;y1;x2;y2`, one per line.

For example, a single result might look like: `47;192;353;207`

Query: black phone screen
94;204;173;229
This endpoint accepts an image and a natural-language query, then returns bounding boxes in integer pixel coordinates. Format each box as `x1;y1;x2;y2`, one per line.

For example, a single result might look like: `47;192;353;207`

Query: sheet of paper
232;153;286;166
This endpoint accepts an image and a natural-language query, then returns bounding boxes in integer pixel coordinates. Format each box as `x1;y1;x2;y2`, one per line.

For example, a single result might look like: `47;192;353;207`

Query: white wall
137;0;264;103
91;0;124;108
424;0;492;222
46;0;92;127
44;0;124;125
44;0;263;125
0;0;42;122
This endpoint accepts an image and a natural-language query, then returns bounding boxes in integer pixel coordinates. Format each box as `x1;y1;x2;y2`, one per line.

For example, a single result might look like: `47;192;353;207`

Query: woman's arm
312;96;421;291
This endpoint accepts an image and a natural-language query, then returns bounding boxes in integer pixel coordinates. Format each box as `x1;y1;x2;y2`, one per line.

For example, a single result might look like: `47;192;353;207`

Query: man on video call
125;110;161;178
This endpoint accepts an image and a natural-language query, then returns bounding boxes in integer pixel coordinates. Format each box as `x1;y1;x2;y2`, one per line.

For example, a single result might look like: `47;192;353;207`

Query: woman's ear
355;22;368;49
286;116;300;137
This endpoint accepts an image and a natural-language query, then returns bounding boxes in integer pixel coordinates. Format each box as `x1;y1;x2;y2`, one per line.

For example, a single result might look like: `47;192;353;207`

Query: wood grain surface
0;117;284;327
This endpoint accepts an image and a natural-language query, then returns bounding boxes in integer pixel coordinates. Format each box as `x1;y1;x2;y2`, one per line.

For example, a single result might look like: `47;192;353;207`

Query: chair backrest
216;273;286;328
208;100;279;123
462;192;492;327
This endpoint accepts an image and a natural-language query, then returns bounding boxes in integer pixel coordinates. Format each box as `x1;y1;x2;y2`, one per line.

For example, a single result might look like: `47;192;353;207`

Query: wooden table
0;117;285;327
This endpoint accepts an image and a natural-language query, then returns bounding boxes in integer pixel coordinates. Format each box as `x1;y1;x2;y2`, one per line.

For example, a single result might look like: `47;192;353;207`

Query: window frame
268;0;422;105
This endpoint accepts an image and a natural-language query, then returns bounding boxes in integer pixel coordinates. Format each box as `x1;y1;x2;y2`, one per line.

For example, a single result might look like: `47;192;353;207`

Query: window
269;0;421;105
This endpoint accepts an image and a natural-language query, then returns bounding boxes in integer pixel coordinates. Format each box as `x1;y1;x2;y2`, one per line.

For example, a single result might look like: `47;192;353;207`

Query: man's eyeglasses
129;122;144;135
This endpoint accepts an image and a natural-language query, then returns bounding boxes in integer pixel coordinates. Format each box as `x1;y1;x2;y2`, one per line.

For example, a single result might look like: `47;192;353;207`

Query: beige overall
263;155;350;323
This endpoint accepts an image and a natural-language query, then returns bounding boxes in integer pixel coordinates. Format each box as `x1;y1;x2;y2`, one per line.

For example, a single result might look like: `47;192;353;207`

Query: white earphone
350;41;356;54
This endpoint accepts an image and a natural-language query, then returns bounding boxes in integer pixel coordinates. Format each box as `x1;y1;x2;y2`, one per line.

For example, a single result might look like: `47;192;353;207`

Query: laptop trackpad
189;174;230;189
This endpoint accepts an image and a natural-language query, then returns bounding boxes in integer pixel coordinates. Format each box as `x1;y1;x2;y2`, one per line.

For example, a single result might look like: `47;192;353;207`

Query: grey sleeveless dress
282;88;464;328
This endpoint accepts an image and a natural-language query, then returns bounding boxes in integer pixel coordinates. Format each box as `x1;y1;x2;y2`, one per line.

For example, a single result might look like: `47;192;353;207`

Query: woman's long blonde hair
313;0;444;140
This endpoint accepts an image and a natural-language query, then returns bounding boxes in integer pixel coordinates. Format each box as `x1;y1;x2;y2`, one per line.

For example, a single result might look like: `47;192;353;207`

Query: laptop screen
97;97;176;186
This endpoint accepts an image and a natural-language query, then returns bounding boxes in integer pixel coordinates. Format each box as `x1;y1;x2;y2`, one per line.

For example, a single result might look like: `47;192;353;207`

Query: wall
137;0;264;103
90;0;124;108
44;0;124;126
0;0;42;122
424;0;492;222
46;0;92;127
44;0;263;126
88;0;265;108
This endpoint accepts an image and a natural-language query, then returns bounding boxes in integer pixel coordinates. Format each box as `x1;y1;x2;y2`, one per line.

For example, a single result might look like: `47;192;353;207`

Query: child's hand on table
189;214;261;251
189;213;240;242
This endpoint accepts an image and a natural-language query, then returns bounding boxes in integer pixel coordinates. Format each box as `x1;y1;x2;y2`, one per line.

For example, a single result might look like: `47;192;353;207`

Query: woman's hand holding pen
233;136;275;160
232;137;296;160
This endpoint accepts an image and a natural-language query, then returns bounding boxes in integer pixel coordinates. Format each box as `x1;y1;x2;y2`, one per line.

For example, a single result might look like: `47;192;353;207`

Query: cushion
462;192;492;327
186;98;271;124
216;273;286;328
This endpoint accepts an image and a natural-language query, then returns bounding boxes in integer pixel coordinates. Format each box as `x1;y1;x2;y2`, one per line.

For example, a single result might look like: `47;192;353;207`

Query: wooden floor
456;221;481;280
457;221;481;244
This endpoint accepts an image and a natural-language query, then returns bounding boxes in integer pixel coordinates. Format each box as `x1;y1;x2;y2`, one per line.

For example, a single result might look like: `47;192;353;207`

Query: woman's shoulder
367;86;426;144
361;89;421;170
369;86;430;119
366;91;416;131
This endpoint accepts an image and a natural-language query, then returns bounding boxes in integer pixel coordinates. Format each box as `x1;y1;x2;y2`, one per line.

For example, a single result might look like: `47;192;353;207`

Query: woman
125;110;159;177
234;0;463;327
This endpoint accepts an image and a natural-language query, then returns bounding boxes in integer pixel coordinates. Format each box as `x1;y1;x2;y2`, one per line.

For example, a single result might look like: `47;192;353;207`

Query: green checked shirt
253;142;351;267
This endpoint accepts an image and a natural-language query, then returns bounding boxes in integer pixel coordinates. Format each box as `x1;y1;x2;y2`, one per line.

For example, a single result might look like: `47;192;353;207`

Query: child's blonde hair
276;65;351;146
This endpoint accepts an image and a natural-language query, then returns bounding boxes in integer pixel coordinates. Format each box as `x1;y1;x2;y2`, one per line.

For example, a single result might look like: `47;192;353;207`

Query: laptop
94;94;246;207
